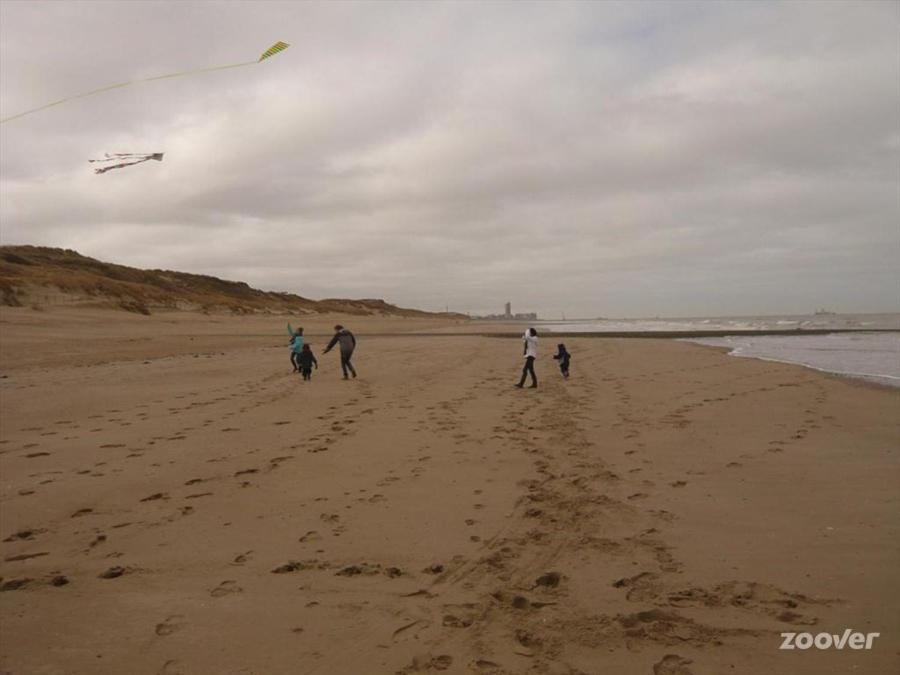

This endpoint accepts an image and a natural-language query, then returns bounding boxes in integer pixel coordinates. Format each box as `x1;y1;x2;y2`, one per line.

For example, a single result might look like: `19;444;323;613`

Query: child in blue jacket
288;324;304;372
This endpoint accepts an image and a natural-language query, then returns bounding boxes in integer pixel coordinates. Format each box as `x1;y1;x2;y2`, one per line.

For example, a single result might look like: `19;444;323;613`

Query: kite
89;152;164;174
1;41;290;124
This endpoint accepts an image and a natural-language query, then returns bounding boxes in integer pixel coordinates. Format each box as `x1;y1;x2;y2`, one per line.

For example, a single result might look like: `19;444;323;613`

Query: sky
1;0;898;318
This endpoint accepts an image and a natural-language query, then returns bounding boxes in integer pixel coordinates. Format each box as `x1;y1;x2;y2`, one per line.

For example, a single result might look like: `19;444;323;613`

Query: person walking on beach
298;344;318;381
516;327;538;388
324;325;357;379
553;343;571;379
287;324;304;372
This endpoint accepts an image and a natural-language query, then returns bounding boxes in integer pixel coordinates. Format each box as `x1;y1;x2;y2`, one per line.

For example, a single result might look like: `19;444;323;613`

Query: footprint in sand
653;654;695;675
156;659;185;675
405;654;453;671
155;615;187;637
4;551;50;562
99;566;126;579
4;528;43;542
442;614;473;628
0;578;32;592
209;580;243;597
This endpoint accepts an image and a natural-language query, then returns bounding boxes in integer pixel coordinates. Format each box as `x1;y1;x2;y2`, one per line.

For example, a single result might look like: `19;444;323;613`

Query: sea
539;313;900;387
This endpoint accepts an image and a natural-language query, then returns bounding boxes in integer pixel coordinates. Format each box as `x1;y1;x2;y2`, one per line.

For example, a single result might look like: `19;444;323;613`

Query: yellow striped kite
1;41;290;124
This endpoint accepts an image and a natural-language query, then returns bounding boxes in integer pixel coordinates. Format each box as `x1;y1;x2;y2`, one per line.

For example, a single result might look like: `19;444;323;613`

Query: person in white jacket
516;327;538;388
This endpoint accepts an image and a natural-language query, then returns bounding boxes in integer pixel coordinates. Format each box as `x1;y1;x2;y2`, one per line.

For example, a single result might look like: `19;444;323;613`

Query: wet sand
0;309;898;675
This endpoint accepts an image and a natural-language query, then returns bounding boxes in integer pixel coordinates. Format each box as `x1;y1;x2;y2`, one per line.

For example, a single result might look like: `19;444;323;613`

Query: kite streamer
90;152;164;174
1;41;289;124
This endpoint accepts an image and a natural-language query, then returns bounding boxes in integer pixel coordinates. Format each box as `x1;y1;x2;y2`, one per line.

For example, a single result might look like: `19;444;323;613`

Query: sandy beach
0;308;898;675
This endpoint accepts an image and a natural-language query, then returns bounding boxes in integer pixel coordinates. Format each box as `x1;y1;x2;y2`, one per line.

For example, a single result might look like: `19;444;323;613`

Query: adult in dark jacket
324;325;357;379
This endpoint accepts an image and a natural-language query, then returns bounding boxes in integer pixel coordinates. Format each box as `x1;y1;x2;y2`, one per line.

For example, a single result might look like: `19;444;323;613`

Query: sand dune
0;309;897;674
0;246;467;319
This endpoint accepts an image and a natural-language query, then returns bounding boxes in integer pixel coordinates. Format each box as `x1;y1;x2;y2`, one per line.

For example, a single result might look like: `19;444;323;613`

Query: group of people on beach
516;327;571;388
288;324;358;381
287;323;569;388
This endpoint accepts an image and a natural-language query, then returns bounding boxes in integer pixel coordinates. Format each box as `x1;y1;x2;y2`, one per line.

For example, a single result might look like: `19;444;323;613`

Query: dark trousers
518;356;537;387
341;352;357;378
290;352;301;370
301;367;313;380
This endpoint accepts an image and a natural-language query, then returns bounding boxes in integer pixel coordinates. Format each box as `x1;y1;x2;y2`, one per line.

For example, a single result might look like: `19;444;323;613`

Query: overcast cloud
1;0;897;317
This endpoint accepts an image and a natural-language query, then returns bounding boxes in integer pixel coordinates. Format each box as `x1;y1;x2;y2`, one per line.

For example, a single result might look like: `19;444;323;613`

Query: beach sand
0;308;897;675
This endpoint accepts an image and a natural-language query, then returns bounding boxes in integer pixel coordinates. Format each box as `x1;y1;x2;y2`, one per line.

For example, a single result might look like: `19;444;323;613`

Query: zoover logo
780;630;879;650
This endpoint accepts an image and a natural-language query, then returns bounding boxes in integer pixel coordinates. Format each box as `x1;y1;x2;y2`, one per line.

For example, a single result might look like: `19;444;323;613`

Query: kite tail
94;156;155;174
89;153;149;163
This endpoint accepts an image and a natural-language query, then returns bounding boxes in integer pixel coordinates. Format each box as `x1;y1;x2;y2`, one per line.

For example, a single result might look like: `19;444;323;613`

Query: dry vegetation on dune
0;246;462;318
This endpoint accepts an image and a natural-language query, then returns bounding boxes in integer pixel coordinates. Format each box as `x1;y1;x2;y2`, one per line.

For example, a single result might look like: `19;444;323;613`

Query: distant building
474;302;537;321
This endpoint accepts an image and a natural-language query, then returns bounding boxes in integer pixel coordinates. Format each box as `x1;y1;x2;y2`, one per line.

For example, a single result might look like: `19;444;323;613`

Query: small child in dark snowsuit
553;343;571;379
298;344;318;380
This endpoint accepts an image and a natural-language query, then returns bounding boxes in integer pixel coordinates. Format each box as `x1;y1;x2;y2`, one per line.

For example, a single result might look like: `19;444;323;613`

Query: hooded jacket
523;330;538;359
325;329;356;356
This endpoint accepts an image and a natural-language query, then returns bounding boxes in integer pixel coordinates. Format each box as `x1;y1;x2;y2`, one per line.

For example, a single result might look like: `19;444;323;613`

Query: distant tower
504;302;512;319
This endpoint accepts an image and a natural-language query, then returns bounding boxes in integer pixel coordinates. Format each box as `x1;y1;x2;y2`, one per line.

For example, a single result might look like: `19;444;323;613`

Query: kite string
0;61;257;124
1;81;134;124
141;61;257;82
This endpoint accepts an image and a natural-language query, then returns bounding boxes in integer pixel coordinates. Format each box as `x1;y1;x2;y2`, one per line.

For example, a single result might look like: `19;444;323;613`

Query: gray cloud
1;0;897;317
